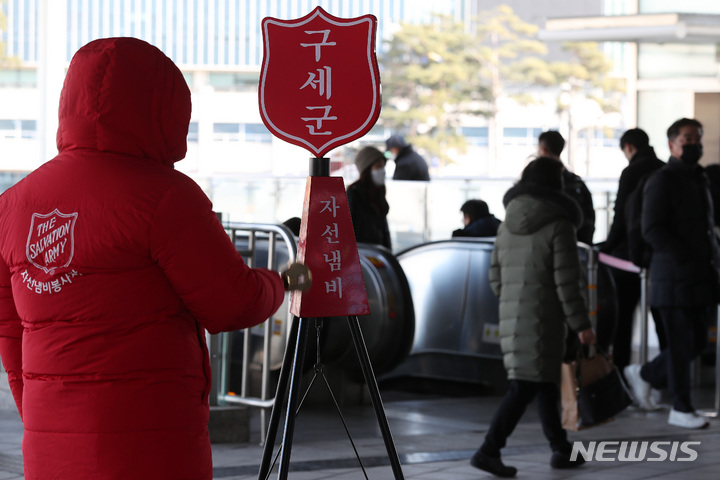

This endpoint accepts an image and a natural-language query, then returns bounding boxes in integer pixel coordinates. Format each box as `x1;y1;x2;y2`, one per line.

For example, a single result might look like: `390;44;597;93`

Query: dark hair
538;130;565;156
460;200;490;222
619;128;650;150
667;118;703;141
282;217;302;236
521;156;564;190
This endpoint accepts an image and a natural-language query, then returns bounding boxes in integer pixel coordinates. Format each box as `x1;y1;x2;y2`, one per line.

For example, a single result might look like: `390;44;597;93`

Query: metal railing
207;222;298;441
579;242;598;334
206;176;618;254
598;251;720;416
597;252;648;363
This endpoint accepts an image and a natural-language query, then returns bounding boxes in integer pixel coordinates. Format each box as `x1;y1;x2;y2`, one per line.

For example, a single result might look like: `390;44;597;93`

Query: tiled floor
2;383;720;479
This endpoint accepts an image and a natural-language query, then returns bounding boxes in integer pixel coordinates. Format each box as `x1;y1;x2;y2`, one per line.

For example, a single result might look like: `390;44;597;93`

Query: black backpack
624;175;652;268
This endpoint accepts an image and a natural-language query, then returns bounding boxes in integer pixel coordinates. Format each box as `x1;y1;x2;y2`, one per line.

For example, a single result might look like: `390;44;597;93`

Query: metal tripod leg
257;315;309;480
347;316;405;480
276;316;310;479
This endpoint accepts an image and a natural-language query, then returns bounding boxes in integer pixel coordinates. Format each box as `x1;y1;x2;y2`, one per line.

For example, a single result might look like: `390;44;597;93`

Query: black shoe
470;452;517;477
550;450;586;469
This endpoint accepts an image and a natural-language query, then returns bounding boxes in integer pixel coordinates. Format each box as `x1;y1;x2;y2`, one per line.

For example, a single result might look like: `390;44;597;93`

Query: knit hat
385;134;407;150
354;146;385;174
520;156;564;190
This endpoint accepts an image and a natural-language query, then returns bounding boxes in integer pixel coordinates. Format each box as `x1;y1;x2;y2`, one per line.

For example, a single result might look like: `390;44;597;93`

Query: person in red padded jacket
0;37;309;479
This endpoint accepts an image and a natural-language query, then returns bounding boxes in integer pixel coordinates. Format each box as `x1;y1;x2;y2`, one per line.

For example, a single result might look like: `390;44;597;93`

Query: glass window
639;0;720;14
0;172;29;194
504;127;527;138
0;119;20;138
604;128;623;148
638;43;718;79
20;120;36;139
187;122;199;142
365;124;390;142
213;122;240;141
503;127;535;145
461;126;488;146
213;123;240;133
244;123;272;143
181;73;194;88
0;69;37;88
209;73;234;89
208;72;259;92
461;126;488;137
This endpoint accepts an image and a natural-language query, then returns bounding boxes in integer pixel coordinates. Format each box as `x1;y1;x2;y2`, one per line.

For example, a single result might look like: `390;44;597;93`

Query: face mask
371;167;385;186
681;143;703;164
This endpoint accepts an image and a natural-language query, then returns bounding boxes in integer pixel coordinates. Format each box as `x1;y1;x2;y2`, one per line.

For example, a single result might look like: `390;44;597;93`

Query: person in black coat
537;131;595;244
452;199;501;238
347;146;392;250
624;118;720;429
601;128;666;372
386;134;430;181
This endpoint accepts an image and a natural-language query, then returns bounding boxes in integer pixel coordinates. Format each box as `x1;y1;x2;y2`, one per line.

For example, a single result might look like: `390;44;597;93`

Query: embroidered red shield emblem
259;7;381;158
26;209;78;275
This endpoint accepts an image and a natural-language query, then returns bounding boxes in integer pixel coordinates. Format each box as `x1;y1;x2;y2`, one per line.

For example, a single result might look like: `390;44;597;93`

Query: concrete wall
695;92;720;166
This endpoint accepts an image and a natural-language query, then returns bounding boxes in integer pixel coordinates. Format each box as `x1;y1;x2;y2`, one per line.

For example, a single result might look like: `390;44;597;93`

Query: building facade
1;0;469;183
6;1;715;244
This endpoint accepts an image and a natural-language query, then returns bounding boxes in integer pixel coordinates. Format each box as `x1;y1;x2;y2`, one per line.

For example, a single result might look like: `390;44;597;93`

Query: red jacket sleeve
150;177;285;334
0;253;24;419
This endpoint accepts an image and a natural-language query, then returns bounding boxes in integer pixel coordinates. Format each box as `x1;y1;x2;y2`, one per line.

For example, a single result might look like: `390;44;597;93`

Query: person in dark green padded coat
470;157;596;478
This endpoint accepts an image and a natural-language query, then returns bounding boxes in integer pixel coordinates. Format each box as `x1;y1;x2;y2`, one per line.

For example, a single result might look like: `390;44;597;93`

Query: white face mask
371;167;386;186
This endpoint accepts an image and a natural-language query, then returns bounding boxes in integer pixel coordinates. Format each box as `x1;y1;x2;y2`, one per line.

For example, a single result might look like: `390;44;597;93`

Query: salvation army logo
26;209;78;275
259;7;381;158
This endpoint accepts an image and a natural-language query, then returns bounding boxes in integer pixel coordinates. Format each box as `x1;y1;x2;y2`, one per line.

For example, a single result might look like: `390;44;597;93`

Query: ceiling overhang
539;13;720;43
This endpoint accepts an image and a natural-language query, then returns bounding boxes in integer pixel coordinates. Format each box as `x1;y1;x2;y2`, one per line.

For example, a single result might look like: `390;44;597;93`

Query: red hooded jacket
0;37;284;479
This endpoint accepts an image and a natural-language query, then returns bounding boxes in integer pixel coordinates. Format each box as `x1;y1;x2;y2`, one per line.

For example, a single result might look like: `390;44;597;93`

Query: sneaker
650;388;664;409
470;451;517;478
624;364;655;410
550;451;587;469
668;409;709;429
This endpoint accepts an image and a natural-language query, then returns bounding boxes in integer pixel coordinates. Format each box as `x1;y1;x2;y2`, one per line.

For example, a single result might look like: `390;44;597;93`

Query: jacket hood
56;37;191;166
502;183;583;235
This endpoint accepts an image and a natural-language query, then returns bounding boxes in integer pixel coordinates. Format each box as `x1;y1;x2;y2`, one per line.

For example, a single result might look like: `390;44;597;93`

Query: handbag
561;347;632;430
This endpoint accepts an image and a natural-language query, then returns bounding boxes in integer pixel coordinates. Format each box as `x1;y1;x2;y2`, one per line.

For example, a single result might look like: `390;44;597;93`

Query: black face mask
681;143;703;164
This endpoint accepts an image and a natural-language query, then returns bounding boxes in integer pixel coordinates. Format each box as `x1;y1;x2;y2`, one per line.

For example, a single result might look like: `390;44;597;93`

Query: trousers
610;268;666;371
480;379;570;458
640;306;708;412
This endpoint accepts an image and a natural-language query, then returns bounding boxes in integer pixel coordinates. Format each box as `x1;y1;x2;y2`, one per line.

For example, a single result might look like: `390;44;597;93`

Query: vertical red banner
290;176;369;317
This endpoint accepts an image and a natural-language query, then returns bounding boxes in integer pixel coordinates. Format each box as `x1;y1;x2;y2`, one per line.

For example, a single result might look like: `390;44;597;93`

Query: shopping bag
561;348;632;430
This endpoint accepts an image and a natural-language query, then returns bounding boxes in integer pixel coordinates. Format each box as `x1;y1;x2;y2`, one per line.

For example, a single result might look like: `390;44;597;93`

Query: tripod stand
257;315;404;479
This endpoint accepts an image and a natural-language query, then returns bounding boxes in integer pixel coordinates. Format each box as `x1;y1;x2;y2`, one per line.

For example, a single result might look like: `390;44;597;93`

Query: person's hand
578;328;596;345
281;262;312;292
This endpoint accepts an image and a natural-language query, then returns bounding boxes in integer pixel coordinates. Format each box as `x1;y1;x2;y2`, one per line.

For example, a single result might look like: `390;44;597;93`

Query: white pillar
38;0;68;164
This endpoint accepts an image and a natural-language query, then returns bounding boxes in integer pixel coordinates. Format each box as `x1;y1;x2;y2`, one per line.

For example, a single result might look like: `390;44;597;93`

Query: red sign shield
26;209;78;275
259;7;381;158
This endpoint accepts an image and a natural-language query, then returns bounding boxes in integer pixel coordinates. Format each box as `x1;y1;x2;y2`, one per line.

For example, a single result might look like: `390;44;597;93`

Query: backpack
624;175;652;268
